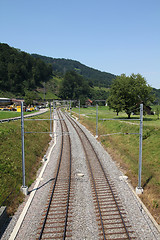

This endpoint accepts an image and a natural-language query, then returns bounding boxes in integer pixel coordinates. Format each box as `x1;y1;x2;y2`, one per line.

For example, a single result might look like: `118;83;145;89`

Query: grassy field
0;111;51;214
72;105;160;224
0;111;38;120
93;86;110;92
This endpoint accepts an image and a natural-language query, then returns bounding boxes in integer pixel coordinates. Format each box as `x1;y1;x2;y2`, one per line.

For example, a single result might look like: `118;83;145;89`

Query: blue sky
1;0;160;89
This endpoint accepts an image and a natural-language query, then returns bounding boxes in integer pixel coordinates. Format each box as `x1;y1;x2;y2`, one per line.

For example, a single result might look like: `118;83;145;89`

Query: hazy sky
1;0;160;89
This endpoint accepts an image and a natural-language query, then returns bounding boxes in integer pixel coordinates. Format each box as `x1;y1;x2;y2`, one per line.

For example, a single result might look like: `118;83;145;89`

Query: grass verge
0;111;51;215
0;111;38;120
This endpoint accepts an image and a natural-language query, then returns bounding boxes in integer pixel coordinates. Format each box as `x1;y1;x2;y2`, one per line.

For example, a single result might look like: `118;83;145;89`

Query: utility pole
53;100;55;136
43;82;46;101
96;104;98;137
136;104;143;194
50;102;52;137
21;101;28;195
70;100;71;114
79;100;80;121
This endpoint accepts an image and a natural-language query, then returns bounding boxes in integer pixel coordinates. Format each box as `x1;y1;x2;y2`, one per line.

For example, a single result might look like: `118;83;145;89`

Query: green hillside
32;54;116;88
0;43;53;97
0;43;159;103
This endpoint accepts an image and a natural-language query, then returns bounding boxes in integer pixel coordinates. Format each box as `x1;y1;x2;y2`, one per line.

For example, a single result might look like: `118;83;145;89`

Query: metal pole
70;100;71;114
138;104;143;189
43;82;45;101
96;104;98;137
21;101;26;187
53;100;54;136
79;99;80;121
50;102;52;135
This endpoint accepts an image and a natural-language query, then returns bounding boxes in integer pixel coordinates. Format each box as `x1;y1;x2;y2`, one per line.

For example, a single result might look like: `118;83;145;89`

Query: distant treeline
0;43;52;95
32;54;116;88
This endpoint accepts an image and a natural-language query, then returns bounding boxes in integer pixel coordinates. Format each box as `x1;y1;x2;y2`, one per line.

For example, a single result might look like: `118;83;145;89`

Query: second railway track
64;110;136;240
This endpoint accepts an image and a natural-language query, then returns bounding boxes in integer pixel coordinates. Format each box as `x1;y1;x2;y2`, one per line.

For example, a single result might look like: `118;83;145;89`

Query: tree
24;91;39;106
59;71;90;101
107;74;154;118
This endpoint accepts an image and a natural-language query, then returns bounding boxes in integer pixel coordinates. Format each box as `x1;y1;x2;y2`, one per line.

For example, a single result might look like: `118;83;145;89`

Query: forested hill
32;54;116;88
0;43;52;96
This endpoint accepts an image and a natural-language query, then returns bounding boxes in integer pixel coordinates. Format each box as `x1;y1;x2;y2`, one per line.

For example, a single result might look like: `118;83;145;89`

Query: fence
96;104;143;195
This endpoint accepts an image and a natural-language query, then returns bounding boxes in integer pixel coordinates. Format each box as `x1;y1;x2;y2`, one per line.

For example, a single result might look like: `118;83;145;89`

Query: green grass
36;76;61;100
93;86;110;92
72;105;160;223
0;111;51;214
38;91;59;99
0;111;38;120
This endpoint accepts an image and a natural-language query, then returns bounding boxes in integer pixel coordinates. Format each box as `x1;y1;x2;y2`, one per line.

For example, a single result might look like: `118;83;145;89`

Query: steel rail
24;118;64;121
65;112;132;240
38;109;71;240
59;110;72;240
64;112;106;239
38;111;64;240
83;144;106;239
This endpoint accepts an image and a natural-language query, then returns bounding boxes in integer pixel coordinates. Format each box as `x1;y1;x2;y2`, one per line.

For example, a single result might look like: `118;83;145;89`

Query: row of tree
0;43;52;95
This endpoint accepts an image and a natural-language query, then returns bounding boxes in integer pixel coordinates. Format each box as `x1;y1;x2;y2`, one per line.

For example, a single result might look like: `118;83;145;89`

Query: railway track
37;108;136;239
37;109;73;239
64;111;136;240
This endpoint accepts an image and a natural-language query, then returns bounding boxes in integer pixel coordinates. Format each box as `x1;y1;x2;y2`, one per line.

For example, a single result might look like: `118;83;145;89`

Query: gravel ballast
73;114;160;240
1;110;160;240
